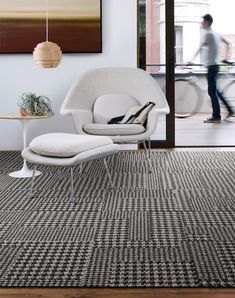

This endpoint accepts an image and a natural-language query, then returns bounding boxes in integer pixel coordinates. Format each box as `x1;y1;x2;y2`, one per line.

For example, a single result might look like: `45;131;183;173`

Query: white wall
0;0;137;150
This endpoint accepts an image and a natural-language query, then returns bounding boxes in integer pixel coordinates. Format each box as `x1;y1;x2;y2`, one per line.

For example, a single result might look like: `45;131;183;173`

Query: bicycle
175;61;235;118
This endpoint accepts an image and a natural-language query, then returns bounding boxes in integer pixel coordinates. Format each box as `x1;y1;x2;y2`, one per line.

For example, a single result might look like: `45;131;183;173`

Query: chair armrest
154;106;170;116
144;106;169;137
145;109;160;136
71;110;93;134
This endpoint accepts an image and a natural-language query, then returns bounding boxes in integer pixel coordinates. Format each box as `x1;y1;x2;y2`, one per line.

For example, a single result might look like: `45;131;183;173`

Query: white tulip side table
0;113;52;178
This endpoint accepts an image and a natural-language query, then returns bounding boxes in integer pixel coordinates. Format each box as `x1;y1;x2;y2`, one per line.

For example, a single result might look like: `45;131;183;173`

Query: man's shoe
226;112;235;119
203;117;221;123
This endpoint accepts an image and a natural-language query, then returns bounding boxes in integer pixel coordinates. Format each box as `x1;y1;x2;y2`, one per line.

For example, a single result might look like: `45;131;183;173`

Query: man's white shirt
202;28;221;66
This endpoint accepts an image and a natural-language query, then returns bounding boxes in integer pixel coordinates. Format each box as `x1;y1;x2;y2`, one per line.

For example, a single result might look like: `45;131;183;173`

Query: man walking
190;14;235;123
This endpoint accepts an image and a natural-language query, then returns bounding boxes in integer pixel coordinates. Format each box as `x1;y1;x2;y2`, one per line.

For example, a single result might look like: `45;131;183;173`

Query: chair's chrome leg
143;140;153;173
70;167;75;205
112;152;118;172
29;165;37;198
143;140;148;159
148;137;151;158
146;155;153;173
103;158;114;188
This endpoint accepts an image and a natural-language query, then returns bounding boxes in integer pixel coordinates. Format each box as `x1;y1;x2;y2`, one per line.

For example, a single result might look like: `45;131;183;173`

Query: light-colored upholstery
29;133;113;157
22;134;119;203
60;67;170;143
22;143;119;167
83;123;145;136
93;94;139;124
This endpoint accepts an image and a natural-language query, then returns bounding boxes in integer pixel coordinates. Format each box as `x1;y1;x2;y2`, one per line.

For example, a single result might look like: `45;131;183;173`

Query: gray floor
1;151;235;287
176;113;235;146
153;113;235;147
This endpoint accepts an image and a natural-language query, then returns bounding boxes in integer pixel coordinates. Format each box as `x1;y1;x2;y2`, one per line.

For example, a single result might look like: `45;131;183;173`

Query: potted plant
18;92;54;116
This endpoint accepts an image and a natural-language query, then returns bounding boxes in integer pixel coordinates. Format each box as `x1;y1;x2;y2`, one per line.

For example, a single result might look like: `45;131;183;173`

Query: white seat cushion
29;133;113;157
83;123;145;136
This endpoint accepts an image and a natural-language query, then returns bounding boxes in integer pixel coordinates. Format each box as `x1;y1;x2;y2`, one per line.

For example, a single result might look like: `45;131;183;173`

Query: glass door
138;0;175;148
174;0;235;147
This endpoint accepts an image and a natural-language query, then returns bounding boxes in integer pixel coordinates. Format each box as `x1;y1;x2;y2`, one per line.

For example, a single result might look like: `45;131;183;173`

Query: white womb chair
60;67;170;159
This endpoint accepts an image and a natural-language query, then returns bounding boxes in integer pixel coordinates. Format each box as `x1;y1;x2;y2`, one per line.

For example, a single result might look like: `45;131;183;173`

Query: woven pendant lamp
33;0;62;68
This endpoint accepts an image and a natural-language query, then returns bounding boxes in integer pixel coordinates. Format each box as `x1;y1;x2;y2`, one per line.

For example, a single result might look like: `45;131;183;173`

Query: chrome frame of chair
142;138;153;173
116;138;153;173
103;158;114;188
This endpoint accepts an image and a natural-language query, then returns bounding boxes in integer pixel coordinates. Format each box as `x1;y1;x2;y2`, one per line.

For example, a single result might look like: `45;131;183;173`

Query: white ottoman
22;133;119;204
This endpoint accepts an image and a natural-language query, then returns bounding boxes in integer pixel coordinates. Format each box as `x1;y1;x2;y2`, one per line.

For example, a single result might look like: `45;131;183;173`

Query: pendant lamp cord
46;0;49;41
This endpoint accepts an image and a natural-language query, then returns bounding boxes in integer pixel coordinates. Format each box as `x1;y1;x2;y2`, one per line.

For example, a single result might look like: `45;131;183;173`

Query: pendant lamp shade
33;0;62;68
33;41;62;68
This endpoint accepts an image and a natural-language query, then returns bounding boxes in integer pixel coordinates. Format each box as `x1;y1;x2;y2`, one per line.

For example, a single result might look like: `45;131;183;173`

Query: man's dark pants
207;64;233;119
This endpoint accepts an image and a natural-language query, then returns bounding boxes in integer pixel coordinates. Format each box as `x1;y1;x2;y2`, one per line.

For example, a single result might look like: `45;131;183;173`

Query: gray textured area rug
0;151;235;287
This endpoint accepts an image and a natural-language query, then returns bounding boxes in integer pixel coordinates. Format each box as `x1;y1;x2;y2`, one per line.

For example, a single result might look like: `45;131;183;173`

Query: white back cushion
93;94;139;124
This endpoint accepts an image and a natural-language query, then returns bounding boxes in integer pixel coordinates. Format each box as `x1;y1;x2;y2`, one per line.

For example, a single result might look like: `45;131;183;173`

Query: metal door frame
138;0;175;148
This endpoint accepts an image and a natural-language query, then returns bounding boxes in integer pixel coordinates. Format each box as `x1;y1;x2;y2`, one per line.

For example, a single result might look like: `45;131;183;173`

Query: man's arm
188;31;211;63
190;41;207;62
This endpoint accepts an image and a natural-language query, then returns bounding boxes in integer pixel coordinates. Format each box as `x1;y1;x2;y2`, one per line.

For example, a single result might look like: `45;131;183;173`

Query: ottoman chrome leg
70;167;75;204
29;165;37;197
103;158;114;188
57;167;63;181
79;164;83;174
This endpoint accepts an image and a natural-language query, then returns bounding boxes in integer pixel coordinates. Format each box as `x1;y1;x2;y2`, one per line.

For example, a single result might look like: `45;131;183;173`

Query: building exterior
174;0;210;64
224;34;235;61
146;0;210;73
146;0;160;73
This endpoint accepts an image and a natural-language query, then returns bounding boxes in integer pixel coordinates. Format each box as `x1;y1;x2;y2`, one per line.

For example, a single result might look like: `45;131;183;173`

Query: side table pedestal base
9;164;41;178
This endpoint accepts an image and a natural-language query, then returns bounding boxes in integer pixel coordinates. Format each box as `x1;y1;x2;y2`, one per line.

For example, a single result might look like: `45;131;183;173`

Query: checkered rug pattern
0;151;235;287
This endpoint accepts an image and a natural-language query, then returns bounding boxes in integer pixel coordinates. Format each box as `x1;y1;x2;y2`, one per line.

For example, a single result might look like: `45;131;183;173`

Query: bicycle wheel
221;80;235;112
175;79;202;118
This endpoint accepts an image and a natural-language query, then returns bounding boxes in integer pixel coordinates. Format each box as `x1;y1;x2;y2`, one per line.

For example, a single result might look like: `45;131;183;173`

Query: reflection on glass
173;0;235;147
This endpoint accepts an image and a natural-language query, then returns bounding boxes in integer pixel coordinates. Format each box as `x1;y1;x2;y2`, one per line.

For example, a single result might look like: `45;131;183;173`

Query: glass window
175;26;183;64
